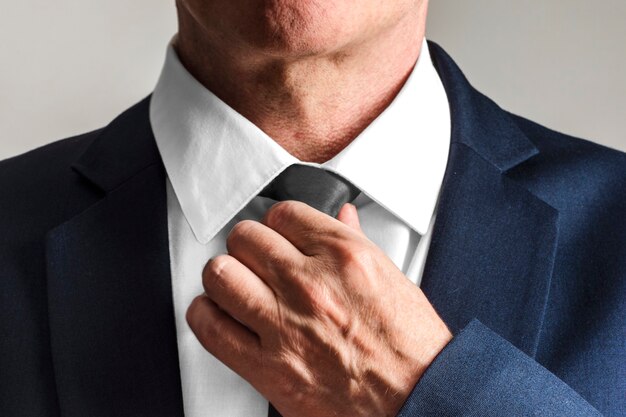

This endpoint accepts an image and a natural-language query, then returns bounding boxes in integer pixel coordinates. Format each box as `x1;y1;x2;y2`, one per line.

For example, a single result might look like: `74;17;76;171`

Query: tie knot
259;164;360;217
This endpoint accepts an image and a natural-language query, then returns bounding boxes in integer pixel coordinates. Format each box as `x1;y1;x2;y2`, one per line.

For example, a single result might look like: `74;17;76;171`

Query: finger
337;203;362;232
187;294;262;384
261;200;353;255
202;254;278;335
226;219;306;293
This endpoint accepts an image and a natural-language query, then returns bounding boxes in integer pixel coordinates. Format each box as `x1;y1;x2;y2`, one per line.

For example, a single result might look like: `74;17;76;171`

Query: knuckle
198;319;220;346
264;200;299;228
186;299;232;355
206;254;231;276
202;254;231;289
186;296;203;326
186;297;217;339
337;243;383;292
337;243;373;272
227;219;256;248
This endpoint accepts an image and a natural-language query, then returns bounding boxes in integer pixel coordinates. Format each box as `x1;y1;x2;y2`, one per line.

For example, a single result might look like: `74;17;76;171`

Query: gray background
1;0;624;159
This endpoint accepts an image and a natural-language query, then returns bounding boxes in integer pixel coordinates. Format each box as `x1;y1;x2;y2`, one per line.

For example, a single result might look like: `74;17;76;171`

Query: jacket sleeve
396;319;602;417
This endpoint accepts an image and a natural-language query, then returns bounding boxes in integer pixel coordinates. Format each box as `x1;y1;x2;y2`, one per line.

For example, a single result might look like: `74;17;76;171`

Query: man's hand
186;201;452;417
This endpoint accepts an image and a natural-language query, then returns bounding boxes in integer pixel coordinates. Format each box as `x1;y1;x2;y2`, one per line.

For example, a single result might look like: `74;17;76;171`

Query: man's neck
175;7;426;163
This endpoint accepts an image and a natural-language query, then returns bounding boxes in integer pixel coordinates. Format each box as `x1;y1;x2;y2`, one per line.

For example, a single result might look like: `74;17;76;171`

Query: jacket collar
427;41;539;171
71;96;162;192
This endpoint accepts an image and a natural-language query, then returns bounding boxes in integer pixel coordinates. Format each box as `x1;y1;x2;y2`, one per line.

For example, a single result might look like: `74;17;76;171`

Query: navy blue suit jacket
1;42;624;417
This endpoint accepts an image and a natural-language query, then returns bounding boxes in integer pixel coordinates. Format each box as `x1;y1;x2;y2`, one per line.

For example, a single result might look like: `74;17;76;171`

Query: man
0;0;624;416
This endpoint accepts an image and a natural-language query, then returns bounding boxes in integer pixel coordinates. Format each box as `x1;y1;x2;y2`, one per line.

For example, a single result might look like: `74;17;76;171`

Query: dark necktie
261;164;360;417
259;164;360;218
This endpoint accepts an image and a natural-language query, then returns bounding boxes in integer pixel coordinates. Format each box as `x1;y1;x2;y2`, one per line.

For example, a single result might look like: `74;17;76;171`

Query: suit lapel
423;42;559;357
45;98;185;417
420;142;559;356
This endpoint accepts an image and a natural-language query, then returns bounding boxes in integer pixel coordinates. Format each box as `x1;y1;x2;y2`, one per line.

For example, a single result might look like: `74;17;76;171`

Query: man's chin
240;24;353;60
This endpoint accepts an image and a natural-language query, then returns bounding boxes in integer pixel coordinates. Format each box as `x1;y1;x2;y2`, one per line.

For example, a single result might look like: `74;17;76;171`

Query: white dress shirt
149;37;450;417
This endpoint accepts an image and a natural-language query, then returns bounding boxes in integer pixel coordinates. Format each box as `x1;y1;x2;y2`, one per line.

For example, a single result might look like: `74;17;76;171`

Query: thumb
337;203;362;232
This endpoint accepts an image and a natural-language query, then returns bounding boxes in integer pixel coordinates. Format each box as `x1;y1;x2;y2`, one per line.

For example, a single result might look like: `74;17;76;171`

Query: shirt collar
150;38;450;244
